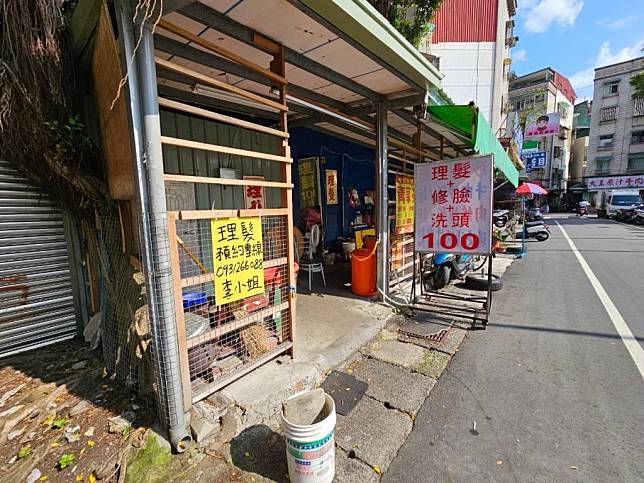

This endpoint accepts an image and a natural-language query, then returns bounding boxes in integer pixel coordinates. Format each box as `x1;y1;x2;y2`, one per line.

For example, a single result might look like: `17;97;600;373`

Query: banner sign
325;169;338;204
211;217;264;304
243;176;265;209
415;155;493;255
524;112;561;138
395;175;414;234
298;157;319;208
586;175;644;189
522;151;547;170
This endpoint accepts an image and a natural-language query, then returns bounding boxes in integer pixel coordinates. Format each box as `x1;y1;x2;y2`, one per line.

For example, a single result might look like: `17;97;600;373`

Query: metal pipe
119;3;191;452
375;102;389;301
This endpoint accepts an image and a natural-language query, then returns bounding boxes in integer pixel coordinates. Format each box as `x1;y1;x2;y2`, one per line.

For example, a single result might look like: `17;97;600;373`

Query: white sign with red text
414;155;494;255
586;175;644;189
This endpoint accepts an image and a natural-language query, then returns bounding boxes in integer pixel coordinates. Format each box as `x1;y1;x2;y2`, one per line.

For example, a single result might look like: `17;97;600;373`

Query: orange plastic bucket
351;246;377;296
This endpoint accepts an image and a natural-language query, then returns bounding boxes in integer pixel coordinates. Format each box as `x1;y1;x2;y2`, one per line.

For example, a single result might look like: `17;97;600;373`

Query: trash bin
350;241;377;296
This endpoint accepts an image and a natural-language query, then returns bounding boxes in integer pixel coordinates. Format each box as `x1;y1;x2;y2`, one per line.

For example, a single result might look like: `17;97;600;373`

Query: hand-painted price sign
414;155;493;255
395;175;414;234
211;217;264;304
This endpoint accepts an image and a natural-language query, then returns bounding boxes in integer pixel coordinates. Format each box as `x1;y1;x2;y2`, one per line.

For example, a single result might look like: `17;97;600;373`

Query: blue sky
511;0;644;101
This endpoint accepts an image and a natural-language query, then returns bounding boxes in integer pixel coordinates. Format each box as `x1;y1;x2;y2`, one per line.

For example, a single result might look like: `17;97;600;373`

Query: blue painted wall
290;128;376;245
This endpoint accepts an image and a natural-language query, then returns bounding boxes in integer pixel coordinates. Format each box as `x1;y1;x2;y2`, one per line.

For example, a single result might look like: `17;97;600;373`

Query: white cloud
568;39;644;98
597;15;640;30
513;49;527;62
523;0;584;33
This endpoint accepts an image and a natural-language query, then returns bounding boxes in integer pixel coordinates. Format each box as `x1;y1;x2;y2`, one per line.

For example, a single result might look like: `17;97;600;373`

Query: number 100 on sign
422;232;480;251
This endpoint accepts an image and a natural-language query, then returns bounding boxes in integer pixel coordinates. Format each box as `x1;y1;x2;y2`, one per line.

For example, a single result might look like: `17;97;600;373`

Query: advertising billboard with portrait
524;112;561;138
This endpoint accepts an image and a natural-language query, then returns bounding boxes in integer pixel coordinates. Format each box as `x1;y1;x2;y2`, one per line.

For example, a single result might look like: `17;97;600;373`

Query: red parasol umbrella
516;182;548;195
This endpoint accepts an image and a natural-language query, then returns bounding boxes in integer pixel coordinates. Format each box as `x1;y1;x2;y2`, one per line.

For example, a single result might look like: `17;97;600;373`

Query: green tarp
427;105;519;187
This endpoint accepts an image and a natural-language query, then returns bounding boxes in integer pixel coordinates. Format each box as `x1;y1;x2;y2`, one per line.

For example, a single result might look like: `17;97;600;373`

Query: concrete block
334;447;379;483
335;397;412;472
413;350;451;380
366;339;425;369
350;358;435;416
220;358;324;429
190;409;220;446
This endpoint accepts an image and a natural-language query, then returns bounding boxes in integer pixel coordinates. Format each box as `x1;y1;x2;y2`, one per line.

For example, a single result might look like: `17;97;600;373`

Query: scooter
577;205;588;216
526;208;544;222
522;221;550;241
422;253;487;291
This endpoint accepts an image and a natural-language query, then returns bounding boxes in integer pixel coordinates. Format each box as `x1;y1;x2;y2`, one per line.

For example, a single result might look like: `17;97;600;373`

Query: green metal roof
427;106;520;187
296;0;443;93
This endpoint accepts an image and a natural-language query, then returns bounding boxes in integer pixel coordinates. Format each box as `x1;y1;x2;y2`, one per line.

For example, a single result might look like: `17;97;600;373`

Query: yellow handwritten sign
395;175;414;234
211;217;264;304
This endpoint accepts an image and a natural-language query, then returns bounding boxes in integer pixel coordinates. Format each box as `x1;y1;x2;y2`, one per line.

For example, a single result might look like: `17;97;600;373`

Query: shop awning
427;106;519;187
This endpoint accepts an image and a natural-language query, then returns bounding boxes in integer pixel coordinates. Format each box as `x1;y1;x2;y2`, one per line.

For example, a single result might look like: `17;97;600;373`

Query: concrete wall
586;57;644;177
570;136;588;181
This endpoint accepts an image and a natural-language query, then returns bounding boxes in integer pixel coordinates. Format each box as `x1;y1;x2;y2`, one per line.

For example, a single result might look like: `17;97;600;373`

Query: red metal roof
432;0;498;43
553;71;577;104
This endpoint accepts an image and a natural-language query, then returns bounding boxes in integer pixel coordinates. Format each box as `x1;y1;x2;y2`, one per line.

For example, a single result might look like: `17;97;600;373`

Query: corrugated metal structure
431;0;498;43
0;160;78;357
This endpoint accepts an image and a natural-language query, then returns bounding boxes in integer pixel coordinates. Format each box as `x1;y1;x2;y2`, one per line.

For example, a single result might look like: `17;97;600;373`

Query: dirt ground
0;340;155;482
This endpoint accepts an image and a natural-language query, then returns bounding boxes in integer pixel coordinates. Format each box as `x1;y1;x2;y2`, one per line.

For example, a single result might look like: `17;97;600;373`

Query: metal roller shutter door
0;160;78;357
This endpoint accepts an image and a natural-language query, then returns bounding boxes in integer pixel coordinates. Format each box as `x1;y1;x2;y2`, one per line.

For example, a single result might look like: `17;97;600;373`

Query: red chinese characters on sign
415;156;493;255
243;176;265;209
395;175;414;234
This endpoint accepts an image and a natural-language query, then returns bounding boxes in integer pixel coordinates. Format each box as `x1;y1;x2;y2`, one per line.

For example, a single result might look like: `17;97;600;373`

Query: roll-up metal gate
0;160;78;357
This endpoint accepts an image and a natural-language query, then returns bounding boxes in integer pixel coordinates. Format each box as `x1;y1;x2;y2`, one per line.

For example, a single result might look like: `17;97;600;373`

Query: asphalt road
384;216;644;482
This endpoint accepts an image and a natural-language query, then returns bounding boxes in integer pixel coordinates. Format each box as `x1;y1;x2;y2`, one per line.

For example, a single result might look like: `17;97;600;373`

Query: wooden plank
180;257;288;288
167;212;194;412
164;173;292;189
158;98;289;139
273;43;297;359
172;207;289;220
191;341;292;403
186;301;290;349
155;57;287;112
160;136;292;164
157;19;287;86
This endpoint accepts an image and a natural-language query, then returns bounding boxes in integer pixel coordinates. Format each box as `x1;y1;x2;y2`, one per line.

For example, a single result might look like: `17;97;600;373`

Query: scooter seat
525;221;544;227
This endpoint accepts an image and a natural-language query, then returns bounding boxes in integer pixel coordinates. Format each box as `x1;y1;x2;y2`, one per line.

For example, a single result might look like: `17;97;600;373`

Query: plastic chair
294;224;326;291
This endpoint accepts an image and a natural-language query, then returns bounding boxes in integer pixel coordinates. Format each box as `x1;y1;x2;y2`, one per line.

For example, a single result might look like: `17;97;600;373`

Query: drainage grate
398;312;453;342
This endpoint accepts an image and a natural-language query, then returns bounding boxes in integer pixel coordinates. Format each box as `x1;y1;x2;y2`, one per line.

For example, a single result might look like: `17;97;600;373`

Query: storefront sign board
211;217;264;304
415;155;493;255
395;175;414;234
524;112;561;138
586;175;644;189
298;157;319;208
325;169;338;204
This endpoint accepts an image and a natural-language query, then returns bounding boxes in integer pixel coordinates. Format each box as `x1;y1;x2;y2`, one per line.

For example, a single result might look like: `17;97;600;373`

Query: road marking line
556;221;644;379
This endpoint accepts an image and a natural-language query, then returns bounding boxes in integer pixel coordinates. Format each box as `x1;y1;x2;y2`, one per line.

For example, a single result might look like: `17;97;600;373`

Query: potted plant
492;228;508;252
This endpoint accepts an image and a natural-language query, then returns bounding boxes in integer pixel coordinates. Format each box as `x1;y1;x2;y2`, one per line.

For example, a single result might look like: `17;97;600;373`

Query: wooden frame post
272;44;296;359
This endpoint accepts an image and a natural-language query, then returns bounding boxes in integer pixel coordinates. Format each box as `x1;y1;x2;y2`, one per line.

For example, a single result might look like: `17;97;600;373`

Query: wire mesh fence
172;213;293;402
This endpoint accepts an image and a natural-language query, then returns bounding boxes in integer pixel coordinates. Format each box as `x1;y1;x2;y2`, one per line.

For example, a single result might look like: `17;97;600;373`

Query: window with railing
632;130;644;145
600;106;618;122
596;157;611;174
627;154;644;173
598;134;614;149
634;98;644;117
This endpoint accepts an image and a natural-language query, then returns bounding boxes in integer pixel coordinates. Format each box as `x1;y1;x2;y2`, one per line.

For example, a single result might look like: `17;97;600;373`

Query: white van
596;189;642;218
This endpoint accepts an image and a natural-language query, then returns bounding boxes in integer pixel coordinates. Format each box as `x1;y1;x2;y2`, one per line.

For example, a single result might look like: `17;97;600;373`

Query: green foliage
45;116;94;164
58;453;75;470
52;416;69;429
17;446;32;459
368;0;444;47
630;72;644;99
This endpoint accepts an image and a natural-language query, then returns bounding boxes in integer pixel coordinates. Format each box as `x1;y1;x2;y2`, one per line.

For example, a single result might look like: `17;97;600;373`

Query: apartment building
507;68;576;205
419;0;518;135
570;100;591;184
585;57;644;181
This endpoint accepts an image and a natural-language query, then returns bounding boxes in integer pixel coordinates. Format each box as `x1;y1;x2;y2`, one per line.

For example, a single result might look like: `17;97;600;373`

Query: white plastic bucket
281;392;336;483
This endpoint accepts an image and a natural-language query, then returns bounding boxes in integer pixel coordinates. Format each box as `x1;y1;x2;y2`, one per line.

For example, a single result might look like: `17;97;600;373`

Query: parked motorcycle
526;208;544;222
422;253;488;291
635;205;644;225
621;207;640;224
522;221;550;241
